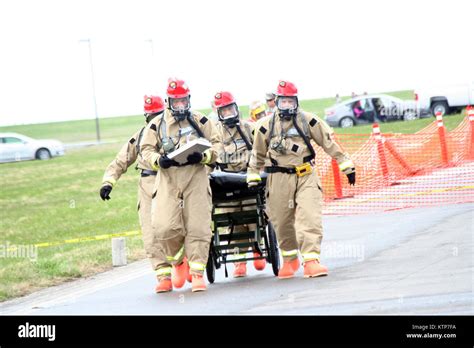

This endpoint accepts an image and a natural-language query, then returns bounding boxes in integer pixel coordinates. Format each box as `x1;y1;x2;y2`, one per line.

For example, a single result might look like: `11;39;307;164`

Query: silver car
324;94;431;128
0;132;65;163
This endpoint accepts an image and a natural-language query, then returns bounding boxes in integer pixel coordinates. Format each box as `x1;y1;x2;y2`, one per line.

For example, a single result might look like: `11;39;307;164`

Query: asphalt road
1;203;472;315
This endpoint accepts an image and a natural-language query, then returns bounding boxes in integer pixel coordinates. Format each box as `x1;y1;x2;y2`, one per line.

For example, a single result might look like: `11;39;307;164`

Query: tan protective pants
151;165;213;279
137;175;162;270
266;170;323;263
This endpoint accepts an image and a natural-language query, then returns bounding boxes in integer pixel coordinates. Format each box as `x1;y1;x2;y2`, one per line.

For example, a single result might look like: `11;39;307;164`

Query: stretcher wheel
267;222;280;276
206;247;215;284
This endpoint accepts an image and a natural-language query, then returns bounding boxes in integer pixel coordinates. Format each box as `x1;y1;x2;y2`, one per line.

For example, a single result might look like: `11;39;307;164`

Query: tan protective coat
102;126;161;269
140;110;222;277
248;110;354;262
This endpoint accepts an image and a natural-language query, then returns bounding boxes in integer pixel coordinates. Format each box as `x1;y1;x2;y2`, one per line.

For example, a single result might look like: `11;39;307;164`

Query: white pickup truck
414;82;474;116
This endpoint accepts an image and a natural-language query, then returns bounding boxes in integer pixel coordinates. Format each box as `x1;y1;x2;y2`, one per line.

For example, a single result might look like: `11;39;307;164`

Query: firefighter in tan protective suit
140;78;221;293
99;95;165;272
213;91;267;278
247;81;356;279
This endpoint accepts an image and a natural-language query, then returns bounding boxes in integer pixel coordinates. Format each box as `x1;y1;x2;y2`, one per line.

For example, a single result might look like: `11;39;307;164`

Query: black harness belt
264;166;297;174
141;169;158;177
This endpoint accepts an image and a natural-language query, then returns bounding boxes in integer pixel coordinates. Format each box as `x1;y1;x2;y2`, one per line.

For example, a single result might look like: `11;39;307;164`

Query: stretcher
206;171;280;283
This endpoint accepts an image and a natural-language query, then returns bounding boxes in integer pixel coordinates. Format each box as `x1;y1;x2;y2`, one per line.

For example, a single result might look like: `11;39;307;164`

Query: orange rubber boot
304;260;328;278
172;257;190;289
191;274;207;292
253;252;266;271
278;258;300;279
233;262;247;278
155;277;173;293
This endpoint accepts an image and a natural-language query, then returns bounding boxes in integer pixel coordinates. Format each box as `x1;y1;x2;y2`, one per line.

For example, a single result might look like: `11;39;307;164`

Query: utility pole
145;38;154;59
145;39;155;91
79;39;101;143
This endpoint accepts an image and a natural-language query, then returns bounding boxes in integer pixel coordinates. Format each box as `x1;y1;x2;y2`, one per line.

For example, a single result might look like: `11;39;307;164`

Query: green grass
0;144;146;301
0;90;468;301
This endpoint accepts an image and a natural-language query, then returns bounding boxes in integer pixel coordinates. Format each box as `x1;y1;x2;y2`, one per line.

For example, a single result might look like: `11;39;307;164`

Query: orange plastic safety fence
316;112;474;215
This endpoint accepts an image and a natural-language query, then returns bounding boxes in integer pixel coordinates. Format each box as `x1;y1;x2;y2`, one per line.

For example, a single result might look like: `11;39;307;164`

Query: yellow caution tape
6;230;141;252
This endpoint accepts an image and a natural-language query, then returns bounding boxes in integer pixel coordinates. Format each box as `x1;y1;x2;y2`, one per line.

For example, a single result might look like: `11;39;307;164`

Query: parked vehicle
414;82;474;116
0;133;65;163
324;94;430;128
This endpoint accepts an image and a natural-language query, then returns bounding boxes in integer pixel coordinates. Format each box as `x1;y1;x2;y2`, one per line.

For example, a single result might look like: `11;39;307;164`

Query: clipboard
167;138;212;164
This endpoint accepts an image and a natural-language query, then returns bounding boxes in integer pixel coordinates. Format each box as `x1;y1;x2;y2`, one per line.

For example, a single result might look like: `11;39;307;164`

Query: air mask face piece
218;103;239;127
277;96;298;119
170;96;191;121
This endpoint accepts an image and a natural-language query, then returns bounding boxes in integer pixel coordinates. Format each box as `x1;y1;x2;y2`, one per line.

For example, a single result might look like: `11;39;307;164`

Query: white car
324;94;430;128
0;133;65;163
415;81;474;116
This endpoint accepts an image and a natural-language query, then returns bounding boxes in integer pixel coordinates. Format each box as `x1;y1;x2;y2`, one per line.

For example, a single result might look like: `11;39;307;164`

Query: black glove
186;152;203;165
347;172;356;186
100;185;112;200
159;155;179;169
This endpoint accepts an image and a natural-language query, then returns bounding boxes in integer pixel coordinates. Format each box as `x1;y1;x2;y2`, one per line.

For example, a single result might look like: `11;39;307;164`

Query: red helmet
166;78;190;98
214;91;240;127
166;78;191;120
214;91;235;108
276;80;298;97
143;95;165;114
275;81;299;119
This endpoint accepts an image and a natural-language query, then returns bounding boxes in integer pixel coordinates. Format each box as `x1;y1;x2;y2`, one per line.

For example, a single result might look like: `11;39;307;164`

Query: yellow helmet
249;101;266;121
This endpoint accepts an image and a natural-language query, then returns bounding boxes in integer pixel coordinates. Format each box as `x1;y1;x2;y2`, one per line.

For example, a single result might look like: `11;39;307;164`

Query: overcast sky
0;0;472;126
